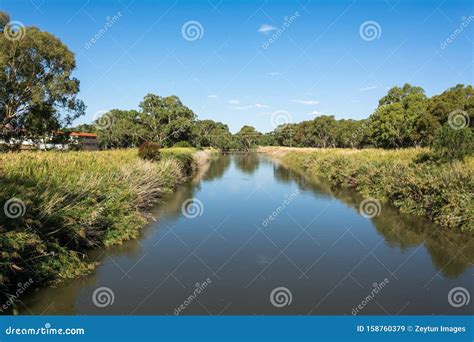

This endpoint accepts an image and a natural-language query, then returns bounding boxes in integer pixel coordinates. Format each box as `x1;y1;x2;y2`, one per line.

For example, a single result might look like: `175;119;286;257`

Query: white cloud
292;99;320;105
359;85;377;92
268;72;282;77
208;95;218;99
231;105;254;110
258;24;277;33
228;99;240;105
229;103;270;110
308;110;325;116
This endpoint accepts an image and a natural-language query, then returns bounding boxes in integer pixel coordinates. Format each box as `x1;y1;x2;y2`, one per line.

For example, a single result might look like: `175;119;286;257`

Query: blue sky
2;0;473;132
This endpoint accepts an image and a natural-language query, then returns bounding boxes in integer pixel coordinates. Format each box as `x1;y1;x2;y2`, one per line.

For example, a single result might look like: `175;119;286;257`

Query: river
19;154;473;315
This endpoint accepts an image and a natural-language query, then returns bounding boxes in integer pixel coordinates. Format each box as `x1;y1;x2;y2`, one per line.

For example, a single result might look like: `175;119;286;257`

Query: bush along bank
262;147;473;232
0;148;214;310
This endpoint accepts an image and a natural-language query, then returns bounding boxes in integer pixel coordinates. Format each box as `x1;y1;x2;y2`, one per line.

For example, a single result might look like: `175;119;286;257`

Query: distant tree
378;83;425;106
95;109;144;148
368;103;405;147
431;126;473;162
427;84;473;127
334;119;361;148
0;23;85;141
311;115;337;147
259;132;277;146
235;125;261;150
191;119;231;147
273;124;296;146
368;85;439;147
138;94;195;147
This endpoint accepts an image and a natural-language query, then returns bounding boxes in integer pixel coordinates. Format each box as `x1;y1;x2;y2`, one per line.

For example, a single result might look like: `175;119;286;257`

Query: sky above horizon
2;0;473;133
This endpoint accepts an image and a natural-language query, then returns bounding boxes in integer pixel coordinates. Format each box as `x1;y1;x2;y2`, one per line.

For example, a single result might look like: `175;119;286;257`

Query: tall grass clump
0;148;194;305
160;147;198;175
277;148;473;231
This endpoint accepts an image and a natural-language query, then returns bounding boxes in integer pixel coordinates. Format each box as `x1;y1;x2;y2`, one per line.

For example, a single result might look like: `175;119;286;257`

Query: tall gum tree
0;13;85;141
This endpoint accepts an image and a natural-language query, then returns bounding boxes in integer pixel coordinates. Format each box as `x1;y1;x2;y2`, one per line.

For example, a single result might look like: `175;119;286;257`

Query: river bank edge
258;146;473;232
0;148;218;311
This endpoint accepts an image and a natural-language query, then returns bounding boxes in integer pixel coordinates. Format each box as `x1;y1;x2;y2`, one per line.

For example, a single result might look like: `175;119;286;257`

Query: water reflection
234;153;260;174
272;162;474;278
274;164;474;278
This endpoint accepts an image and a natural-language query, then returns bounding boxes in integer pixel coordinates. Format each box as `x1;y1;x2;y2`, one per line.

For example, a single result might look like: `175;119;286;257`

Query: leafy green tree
368;85;438;147
191;119;231;147
431;126;473;162
311;115;337;147
378;83;425;106
95;110;144;148
368;103;405;147
259;132;277;146
273;124;296;146
235;125;261;150
138;94;196;147
428;84;473;127
334;119;361;148
0;23;85;141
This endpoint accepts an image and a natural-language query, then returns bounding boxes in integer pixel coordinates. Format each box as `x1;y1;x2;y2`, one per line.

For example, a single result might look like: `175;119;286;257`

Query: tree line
79;83;472;160
265;84;473;149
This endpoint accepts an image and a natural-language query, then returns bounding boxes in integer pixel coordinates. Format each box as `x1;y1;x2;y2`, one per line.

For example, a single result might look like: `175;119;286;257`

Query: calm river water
19;154;473;315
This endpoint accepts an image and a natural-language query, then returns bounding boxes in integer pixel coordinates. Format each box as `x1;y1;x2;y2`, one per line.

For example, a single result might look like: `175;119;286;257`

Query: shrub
173;141;192;148
431;126;473;162
163;152;195;175
160;148;198;175
138;141;161;161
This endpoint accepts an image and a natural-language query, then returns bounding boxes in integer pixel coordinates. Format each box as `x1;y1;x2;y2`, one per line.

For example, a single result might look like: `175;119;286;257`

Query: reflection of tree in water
273;163;293;183
278;162;473;278
202;154;231;181
330;187;473;277
273;162;332;197
233;154;260;174
423;230;474;278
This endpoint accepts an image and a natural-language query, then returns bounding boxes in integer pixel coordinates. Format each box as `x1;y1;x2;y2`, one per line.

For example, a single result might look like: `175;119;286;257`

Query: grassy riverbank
0;148;214;305
259;147;473;232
